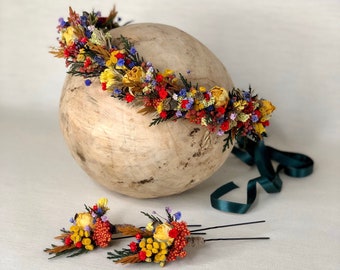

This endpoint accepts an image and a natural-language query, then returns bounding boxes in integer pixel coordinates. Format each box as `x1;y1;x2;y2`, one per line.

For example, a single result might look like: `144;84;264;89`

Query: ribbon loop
211;140;314;214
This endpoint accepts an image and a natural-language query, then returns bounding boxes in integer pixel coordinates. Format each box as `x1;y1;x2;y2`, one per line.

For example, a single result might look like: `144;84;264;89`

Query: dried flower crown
51;6;275;151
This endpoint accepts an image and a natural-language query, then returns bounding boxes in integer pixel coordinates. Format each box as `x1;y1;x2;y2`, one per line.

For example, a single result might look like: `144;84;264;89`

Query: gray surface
1;0;339;269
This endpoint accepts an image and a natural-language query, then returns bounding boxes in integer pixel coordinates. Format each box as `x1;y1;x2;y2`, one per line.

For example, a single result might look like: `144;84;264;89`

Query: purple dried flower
217;130;224;136
186;98;194;109
251;114;259;122
230;113;237;120
175;111;183;118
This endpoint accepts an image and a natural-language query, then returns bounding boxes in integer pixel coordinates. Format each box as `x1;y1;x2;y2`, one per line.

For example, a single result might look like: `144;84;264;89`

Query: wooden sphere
59;23;234;198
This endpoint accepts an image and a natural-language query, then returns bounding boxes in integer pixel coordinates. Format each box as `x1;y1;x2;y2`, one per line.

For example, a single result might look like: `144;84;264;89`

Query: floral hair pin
108;207;269;267
44;198;130;258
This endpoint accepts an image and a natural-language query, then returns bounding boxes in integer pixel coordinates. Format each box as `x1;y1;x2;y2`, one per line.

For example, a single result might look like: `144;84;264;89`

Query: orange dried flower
92;218;112;248
167;221;190;262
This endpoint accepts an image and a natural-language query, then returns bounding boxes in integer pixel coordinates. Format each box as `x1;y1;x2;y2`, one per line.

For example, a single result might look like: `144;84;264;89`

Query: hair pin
108;207;269;267
44;198;269;267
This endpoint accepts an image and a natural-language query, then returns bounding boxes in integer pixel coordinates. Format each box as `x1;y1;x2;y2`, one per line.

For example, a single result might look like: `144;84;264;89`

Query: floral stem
204;237;269;242
190;220;266;233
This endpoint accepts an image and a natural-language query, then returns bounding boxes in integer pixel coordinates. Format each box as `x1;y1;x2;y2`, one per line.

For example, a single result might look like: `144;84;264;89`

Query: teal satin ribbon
210;139;314;213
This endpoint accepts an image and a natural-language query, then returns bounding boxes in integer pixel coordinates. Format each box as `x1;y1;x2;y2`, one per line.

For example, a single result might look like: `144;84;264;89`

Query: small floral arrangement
51;6;275;151
108;207;190;267
44;198;116;258
107;208;269;267
44;200;269;266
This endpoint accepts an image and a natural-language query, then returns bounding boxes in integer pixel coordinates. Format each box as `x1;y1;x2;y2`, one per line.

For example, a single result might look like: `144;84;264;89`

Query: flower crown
51;6;275;151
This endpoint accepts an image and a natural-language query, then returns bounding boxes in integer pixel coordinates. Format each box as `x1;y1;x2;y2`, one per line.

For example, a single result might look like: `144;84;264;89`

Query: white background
0;0;339;269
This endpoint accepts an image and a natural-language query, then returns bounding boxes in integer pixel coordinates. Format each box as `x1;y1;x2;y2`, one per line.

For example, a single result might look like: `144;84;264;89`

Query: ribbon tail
210;177;261;214
210;139;314;214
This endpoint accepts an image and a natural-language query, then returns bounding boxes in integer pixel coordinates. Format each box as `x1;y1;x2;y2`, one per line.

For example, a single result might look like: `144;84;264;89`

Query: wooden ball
59;23;234;198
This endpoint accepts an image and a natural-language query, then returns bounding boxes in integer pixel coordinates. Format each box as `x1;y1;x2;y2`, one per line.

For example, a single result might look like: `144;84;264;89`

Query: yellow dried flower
237;113;250;122
162;69;174;77
199;86;206;92
76;49;86;62
156;102;163;114
75;212;94;230
254;123;266;134
84;230;90;238
85;244;94;251
211;86;229;107
260;100;276;121
146;238;153;244
82;237;92;246
139;240;146;248
62;26;76;46
99;68;116;88
70;225;80;232
146;250;153;257
233;100;248;111
146;222;154;231
122;66;145;87
153;223;174;244
160;242;167;250
97;197;108;208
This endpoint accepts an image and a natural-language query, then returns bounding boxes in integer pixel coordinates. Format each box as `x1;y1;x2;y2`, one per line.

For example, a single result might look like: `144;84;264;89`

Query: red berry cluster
92;218;112;247
166;221;190;262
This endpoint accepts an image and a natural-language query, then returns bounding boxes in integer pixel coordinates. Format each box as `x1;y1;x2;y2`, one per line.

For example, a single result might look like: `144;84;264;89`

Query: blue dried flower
85;29;92;38
114;88;122;95
206;105;215;112
243;91;251;102
96;208;103;215
179;88;187;97
129;47;137;55
117;58;125;67
84;79;92;86
174;211;182;221
58;18;67;28
94;56;105;66
128;62;136;69
80;15;88;27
